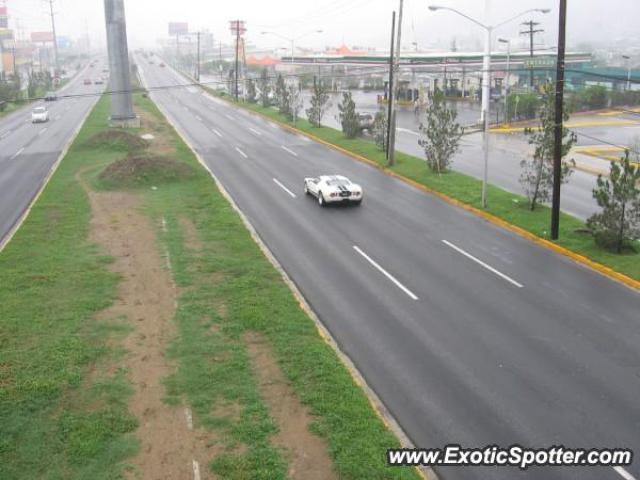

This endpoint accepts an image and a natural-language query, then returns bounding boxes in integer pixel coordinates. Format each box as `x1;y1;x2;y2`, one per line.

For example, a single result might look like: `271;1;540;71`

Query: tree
337;91;359;138
246;78;257;103
587;151;640;253
417;90;463;173
372;105;388;152
520;83;577;211
258;68;271;107
279;81;291;118
305;77;330;127
287;82;302;123
274;74;286;111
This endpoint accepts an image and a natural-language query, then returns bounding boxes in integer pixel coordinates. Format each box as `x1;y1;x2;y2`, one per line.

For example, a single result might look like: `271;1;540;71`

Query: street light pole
623;55;631;91
499;38;511;123
261;30;323;65
428;3;549;208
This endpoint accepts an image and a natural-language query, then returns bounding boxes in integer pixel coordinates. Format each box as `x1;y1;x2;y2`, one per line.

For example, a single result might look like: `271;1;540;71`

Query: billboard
168;22;188;36
0;28;13;41
31;31;54;43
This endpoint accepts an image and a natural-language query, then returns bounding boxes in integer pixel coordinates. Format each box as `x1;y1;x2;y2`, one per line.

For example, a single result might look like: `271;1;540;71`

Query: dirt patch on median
245;331;336;480
86;183;218;479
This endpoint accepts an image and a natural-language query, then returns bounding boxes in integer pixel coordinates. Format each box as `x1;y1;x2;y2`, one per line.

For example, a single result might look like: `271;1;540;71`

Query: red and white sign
31;31;54;43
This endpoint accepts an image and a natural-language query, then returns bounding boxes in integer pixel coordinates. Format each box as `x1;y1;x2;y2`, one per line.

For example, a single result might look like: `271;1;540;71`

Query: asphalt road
139;58;640;480
0;61;104;246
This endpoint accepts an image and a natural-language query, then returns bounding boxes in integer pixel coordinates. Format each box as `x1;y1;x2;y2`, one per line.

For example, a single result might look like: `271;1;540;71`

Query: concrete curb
202;88;640;293
137;63;436;480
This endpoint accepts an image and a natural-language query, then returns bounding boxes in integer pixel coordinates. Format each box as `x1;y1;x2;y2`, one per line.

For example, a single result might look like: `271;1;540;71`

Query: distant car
304;175;363;206
159;62;166;68
102;68;109;73
149;60;155;65
44;91;57;101
31;106;49;123
94;78;104;85
84;78;92;85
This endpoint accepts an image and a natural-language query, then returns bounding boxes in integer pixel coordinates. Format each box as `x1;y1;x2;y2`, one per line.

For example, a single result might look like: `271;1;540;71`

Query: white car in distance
31;106;49;123
304;175;363;206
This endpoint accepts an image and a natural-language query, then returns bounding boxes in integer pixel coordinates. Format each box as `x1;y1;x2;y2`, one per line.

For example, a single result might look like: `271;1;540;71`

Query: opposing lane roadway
0;61;104;246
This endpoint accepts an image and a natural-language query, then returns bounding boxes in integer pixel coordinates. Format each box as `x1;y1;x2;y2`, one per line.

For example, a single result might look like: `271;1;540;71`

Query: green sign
523;57;556;68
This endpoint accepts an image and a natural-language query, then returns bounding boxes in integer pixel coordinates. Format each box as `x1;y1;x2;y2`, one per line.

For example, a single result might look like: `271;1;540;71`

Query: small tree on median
259;68;271;107
306;77;330;127
275;74;286;111
417;90;463;174
520;83;577;211
288;82;303;123
337;91;359;139
372;105;388;152
246;78;257;103
586;151;640;253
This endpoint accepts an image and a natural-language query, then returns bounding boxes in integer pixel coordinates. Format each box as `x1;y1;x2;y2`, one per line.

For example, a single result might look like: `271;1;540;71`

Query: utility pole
235;20;240;101
388;0;403;166
550;0;567;240
196;31;201;82
46;0;59;75
385;11;396;161
104;0;137;127
520;20;544;90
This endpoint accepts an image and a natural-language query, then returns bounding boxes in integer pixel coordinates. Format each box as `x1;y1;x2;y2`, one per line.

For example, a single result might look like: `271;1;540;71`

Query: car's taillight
354;191;361;196
330;192;338;198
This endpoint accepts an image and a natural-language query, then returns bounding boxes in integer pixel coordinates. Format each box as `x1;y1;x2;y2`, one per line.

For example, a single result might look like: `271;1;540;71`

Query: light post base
109;116;140;128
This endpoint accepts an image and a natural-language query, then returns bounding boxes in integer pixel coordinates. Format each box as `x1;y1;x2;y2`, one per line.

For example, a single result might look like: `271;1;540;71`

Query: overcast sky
7;0;639;53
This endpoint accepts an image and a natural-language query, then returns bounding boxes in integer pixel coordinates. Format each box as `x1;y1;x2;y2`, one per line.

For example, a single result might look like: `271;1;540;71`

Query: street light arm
294;30;323;41
261;31;292;42
493;8;549;30
428;6;488;30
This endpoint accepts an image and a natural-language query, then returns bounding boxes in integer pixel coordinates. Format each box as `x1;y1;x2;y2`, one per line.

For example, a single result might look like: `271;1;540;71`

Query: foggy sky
7;0;639;53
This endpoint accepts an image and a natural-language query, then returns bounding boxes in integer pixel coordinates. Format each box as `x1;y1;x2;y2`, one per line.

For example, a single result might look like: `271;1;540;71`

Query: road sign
168;22;188;36
523;57;556;69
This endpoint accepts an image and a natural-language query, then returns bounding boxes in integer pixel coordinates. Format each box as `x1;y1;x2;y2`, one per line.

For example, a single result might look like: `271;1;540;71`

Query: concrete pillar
104;0;137;126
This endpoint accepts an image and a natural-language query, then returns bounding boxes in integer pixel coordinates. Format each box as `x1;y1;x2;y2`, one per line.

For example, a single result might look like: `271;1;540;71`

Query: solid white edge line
212;128;222;137
192;459;201;480
235;146;247;158
614;467;637;480
281;145;298;157
353;245;419;300
225;113;235;121
11;147;25;160
273;178;296;198
249;127;262;136
442;240;524;288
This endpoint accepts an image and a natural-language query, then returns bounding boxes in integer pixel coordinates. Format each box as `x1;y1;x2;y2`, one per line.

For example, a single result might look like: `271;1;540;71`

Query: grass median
1;86;422;478
207;88;640;283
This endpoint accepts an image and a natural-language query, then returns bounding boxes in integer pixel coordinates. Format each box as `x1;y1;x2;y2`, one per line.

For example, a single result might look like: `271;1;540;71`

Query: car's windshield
34;107;46;113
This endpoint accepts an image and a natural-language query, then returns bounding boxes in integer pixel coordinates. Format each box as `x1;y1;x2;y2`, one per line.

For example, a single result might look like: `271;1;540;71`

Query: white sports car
304;175;363;206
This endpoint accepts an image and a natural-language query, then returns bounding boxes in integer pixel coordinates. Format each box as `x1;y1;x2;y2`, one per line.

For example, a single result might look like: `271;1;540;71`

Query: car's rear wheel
353;199;362;205
318;192;326;207
304;183;309;195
